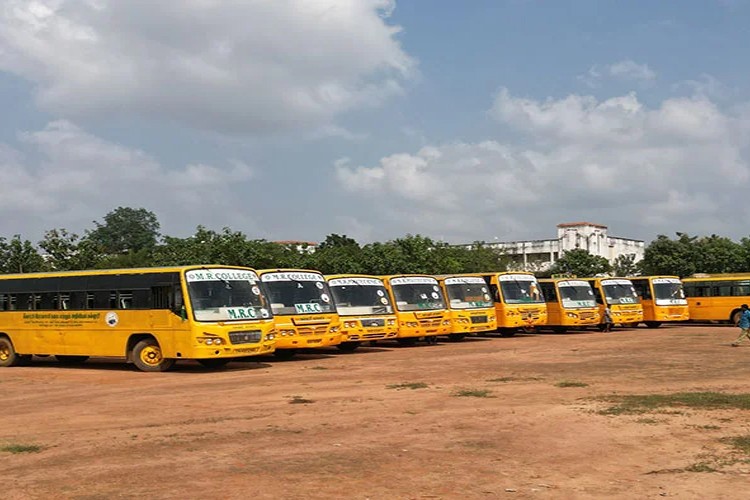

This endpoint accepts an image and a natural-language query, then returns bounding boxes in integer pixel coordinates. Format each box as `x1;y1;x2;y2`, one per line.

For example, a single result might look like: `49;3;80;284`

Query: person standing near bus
602;306;614;333
732;303;750;346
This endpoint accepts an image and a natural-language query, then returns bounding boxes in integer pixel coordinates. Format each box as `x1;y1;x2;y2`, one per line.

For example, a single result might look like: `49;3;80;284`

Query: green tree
88;207;161;255
640;233;698;277
693;235;744;274
152;226;303;269
308;234;366;274
550;248;611;277
612;253;639;277
0;235;47;273
38;228;102;271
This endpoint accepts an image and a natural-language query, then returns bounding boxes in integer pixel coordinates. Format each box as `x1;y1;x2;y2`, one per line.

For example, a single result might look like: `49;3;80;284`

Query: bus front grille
229;330;262;344
297;325;329;336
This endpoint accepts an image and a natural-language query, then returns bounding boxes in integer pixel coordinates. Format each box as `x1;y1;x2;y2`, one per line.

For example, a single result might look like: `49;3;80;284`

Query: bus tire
55;355;90;364
500;329;517;338
337;342;360;353
731;310;742;325
0;336;29;367
197;358;230;369
273;349;297;360
448;333;466;342
622;322;639;328
644;321;662;329
132;339;175;372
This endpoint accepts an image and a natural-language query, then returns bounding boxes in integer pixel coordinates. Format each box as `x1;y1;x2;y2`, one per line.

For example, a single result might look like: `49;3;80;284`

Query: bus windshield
601;280;640;305
185;268;270;322
653;279;687;306
329;278;393;316
558;281;596;308
499;275;544;304
391;277;445;311
444;277;493;309
261;272;336;316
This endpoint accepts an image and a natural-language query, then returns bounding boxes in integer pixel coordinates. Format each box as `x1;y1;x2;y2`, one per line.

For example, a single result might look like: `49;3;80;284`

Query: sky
1;0;750;246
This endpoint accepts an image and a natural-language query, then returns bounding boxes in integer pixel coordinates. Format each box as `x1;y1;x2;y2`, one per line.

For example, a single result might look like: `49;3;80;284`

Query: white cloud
0;0;414;134
579;60;656;87
336;88;750;242
0;120;259;239
608;60;656;81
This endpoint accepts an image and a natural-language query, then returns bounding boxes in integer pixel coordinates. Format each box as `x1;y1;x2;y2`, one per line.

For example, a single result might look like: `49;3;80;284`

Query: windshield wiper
201;266;232;289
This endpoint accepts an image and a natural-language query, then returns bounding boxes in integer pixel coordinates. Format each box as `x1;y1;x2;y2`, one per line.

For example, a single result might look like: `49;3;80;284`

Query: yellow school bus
0;266;276;371
326;274;398;351
682;273;750;324
257;269;341;358
478;272;547;336
382;275;451;345
538;278;600;332
628;276;689;328
437;275;496;341
584;277;643;329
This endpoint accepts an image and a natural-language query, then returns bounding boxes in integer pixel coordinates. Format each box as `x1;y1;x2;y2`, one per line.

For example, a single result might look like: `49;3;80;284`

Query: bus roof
0;265;256;281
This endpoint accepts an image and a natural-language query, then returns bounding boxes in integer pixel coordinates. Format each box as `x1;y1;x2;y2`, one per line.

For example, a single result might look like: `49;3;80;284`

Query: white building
478;222;644;271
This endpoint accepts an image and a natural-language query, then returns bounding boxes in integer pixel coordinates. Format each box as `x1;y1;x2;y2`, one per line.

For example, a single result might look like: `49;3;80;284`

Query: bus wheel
596;324;606;332
55;355;90;364
500;329;517;338
132;339;175;372
644;322;662;329
273;349;297;360
0;337;29;367
397;338;418;346
622;322;639;328
337;342;360;353
198;358;230;369
448;333;466;342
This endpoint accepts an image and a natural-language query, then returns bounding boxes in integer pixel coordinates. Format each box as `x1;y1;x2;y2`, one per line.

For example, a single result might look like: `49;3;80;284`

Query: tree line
2;207;748;278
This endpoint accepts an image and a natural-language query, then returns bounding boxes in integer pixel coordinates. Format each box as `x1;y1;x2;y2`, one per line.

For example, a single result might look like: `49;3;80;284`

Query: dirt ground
2;324;750;500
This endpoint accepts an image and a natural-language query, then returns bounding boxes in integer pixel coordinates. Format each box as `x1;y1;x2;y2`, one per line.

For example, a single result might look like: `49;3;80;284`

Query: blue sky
1;0;749;246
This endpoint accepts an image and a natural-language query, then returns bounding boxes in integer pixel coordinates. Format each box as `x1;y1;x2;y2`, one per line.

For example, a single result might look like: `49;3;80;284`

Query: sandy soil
2;324;750;499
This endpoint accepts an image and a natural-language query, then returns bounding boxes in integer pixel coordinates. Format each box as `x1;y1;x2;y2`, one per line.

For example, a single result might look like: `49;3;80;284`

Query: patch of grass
387;382;429;390
309;366;328;370
288;395;315;404
1;444;42;454
486;377;516;383
721;435;750;455
597;392;750;416
692;424;721;431
555;380;589;388
454;388;494;398
684;462;719;473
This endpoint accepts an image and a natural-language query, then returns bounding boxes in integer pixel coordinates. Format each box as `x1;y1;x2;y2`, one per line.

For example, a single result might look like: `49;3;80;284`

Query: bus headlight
280;329;295;336
330;326;339;333
442;320;451;325
387;319;396;326
566;312;578;318
344;321;357;329
405;322;418;327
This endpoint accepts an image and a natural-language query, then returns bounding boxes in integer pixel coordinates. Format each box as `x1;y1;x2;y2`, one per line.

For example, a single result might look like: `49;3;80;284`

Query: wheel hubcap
140;346;162;366
0;345;9;361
